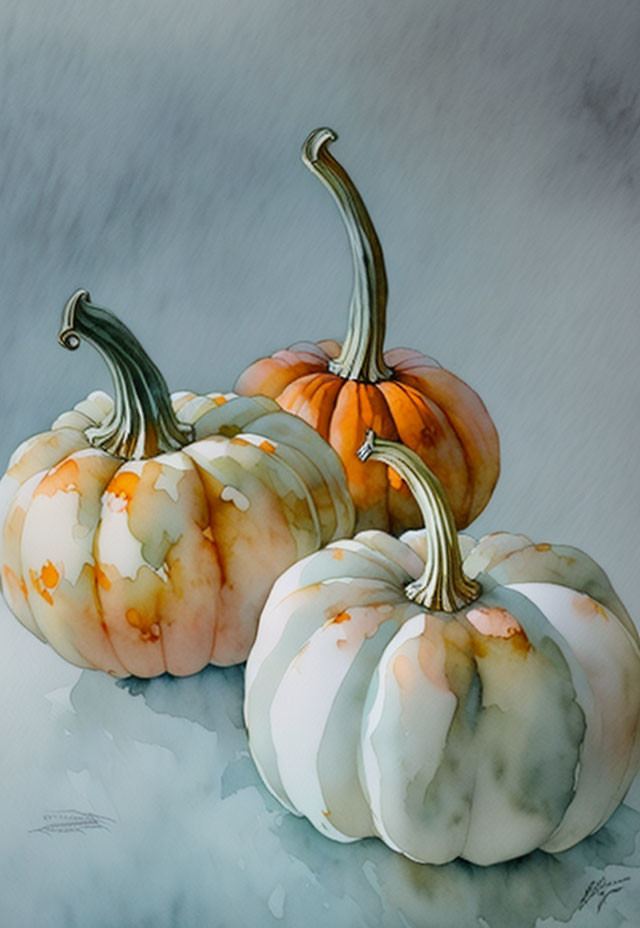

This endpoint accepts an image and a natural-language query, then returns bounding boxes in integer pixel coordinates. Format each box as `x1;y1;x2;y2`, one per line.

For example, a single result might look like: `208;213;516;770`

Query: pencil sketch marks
29;810;115;836
577;876;631;915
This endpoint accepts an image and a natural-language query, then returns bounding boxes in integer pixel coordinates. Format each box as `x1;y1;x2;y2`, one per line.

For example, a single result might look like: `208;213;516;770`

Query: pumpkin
235;128;500;533
0;290;354;678
244;431;640;866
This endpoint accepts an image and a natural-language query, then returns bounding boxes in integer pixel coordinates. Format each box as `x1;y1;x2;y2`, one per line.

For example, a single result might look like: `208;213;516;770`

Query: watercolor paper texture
1;1;639;926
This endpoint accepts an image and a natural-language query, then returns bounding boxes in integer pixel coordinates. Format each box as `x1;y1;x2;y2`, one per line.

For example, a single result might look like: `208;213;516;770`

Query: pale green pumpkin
245;433;640;865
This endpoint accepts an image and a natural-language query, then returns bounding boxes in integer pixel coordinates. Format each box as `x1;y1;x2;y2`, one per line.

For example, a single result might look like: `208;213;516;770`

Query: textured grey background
2;0;639;606
1;1;640;926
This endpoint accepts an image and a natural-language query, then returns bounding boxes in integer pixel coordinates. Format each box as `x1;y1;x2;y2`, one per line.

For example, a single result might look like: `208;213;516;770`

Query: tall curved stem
303;128;391;382
358;431;481;611
59;290;194;460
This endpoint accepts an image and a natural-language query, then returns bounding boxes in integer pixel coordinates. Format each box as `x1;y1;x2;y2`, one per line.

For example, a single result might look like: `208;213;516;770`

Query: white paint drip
221;485;250;511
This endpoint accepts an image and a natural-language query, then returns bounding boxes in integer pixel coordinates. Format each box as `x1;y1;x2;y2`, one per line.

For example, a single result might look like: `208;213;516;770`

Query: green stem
302;128;391;382
58;289;195;460
358;431;481;611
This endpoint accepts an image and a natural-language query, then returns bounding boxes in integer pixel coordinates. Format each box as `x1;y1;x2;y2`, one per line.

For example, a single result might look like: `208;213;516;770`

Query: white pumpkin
0;291;355;677
244;431;640;866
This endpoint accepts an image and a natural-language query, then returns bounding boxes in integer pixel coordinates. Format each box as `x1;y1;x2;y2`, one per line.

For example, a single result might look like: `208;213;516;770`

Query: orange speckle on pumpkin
259;440;276;454
535;543;551;552
322;810;331;818
126;607;161;642
41;561;59;589
94;564;112;591
331;548;344;560
212;395;228;406
387;466;404;491
126;607;143;629
230;437;249;447
106;471;140;512
29;564;58;605
333;611;351;624
34;458;80;497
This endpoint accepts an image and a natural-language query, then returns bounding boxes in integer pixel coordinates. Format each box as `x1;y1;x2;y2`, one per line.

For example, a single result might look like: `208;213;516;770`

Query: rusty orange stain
387;466;404;491
535;543;551;552
509;630;532;654
331;548;344;560
212;395;227;406
34;458;80;497
106;470;140;512
94;564;112;591
202;526;214;542
471;637;488;658
259;439;276;454
229;437;249;447
322;810;331;818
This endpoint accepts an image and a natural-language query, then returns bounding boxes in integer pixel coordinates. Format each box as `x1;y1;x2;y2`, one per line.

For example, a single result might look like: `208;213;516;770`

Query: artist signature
29;809;115;836
577;876;630;913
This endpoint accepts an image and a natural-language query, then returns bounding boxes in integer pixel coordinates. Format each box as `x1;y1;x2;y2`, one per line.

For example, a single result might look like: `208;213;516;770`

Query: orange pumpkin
235;128;500;533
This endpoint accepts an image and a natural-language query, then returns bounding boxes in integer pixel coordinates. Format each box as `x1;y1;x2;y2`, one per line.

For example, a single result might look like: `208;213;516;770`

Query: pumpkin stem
302;128;391;383
58;290;194;460
358;431;481;611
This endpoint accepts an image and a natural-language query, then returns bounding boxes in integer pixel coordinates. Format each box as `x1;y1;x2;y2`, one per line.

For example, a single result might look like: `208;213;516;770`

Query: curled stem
303;128;391;382
59;289;194;460
358;430;481;611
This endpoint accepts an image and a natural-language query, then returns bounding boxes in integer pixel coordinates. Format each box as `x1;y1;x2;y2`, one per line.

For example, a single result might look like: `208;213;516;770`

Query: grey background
1;1;640;926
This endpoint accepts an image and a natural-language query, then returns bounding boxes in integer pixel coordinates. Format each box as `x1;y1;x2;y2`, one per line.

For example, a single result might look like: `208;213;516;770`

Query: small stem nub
358;431;481;612
302;128;391;383
59;290;195;460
